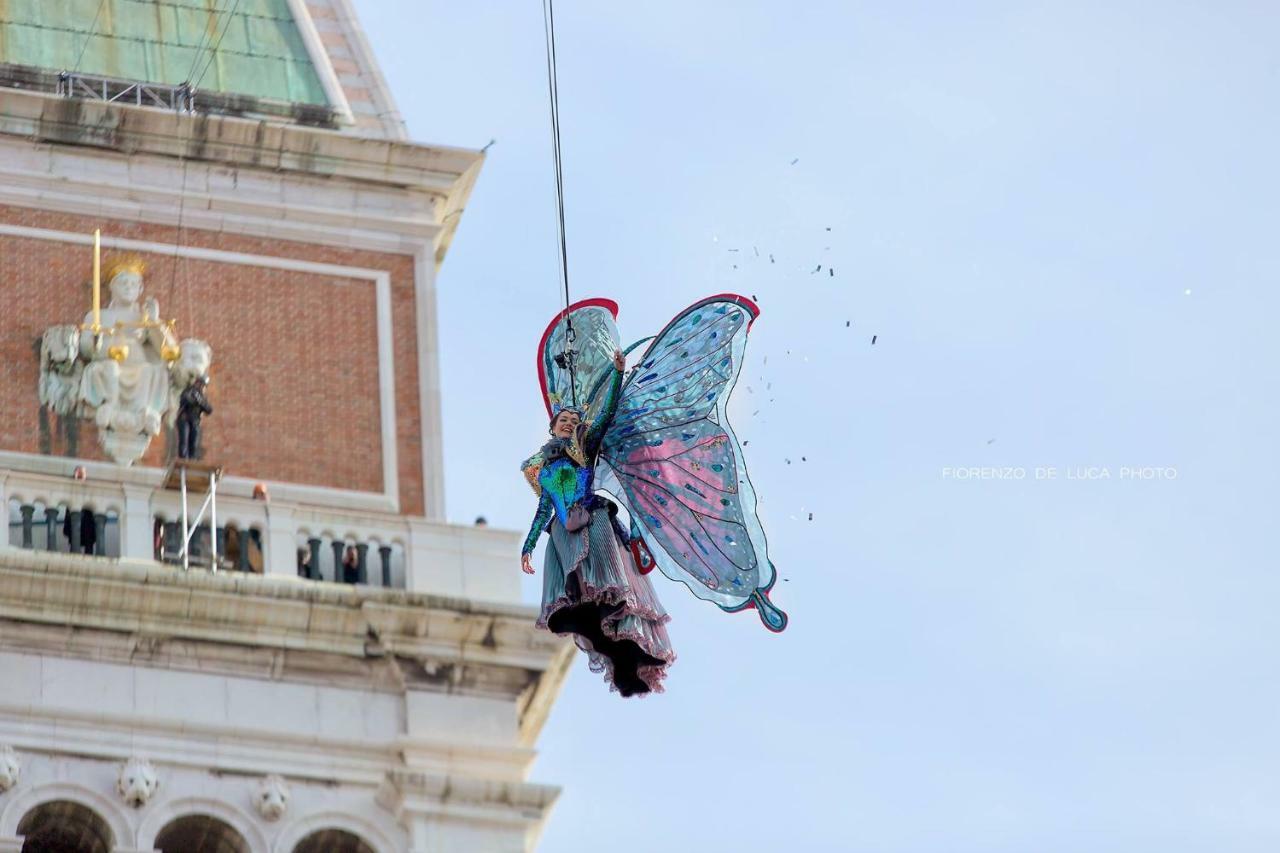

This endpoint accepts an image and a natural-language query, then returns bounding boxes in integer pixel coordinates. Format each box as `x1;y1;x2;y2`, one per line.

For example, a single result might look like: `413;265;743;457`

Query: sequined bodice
539;457;594;526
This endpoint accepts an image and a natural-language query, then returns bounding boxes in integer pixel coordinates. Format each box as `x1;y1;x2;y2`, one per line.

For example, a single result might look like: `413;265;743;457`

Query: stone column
331;540;346;584
164;522;181;563
263;506;299;578
93;512;108;556
379;544;393;587
0;476;8;549
308;537;323;581
44;506;60;551
19;505;34;549
356;542;369;585
121;485;155;561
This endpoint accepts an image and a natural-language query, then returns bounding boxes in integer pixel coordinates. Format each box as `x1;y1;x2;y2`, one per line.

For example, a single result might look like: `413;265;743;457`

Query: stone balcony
0;453;523;607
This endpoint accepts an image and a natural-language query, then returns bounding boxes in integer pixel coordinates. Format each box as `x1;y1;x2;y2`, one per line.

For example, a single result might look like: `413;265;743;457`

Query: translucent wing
598;294;787;631
537;298;621;421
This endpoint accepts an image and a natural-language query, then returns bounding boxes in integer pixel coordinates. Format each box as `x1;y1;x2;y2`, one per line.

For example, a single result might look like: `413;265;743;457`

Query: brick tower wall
0;204;427;516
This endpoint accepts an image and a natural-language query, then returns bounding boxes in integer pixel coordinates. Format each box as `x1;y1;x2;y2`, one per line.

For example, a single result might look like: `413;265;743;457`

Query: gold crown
103;255;147;282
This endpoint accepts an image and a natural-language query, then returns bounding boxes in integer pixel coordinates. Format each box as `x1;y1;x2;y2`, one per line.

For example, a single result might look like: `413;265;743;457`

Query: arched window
293;829;377;853
154;814;249;853
17;799;113;853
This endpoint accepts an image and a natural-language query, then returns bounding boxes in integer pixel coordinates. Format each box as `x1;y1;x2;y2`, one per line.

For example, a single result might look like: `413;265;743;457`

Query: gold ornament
103;254;147;283
161;344;181;362
107;344;130;362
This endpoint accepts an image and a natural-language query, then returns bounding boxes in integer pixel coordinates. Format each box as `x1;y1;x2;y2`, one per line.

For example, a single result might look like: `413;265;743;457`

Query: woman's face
552;410;581;438
109;272;143;306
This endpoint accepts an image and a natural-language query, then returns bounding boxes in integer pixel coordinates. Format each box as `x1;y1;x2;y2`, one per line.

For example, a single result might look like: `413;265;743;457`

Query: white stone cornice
0;548;552;667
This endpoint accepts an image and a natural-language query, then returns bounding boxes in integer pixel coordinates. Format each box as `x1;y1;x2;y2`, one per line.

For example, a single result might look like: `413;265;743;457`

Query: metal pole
180;466;189;571
210;470;218;572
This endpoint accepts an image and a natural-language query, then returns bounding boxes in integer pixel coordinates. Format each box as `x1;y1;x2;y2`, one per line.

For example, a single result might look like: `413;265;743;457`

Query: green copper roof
0;0;329;105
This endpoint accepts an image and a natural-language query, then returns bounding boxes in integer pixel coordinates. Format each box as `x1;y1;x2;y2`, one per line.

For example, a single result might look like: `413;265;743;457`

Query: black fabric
546;570;666;697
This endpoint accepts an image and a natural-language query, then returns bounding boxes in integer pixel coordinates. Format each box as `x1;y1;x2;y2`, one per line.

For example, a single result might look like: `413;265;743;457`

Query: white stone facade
0;549;571;852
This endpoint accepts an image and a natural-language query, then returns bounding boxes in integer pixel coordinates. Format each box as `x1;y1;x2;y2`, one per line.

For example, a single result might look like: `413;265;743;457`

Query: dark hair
548;407;584;430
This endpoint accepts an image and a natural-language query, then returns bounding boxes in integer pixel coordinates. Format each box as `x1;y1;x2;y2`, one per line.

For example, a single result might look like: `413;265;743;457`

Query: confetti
808;513;813;521
785;459;791;465
729;248;740;252
812;264;822;273
987;438;996;445
753;246;759;257
845;320;850;327
829;268;834;277
801;456;806;462
871;335;877;345
790;158;799;165
769;254;775;264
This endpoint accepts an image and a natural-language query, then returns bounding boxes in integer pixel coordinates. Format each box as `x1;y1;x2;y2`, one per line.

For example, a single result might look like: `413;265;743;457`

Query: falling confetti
987;438;996;445
871;335;877;345
790;158;799;165
753;246;759;257
845;320;850;327
829;268;834;277
728;248;739;252
769;254;775;264
812;264;822;273
808;513;813;521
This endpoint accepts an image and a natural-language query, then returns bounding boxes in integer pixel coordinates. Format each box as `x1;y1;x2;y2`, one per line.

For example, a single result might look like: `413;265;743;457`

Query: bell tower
0;2;570;850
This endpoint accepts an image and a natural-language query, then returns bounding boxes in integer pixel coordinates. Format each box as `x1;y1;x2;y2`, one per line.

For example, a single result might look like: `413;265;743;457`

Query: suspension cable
193;0;245;91
541;0;577;405
71;0;109;75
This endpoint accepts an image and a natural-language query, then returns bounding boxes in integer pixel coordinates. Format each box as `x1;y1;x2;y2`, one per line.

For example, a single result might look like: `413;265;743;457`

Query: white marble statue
0;745;20;792
117;756;159;807
254;774;290;821
38;256;213;466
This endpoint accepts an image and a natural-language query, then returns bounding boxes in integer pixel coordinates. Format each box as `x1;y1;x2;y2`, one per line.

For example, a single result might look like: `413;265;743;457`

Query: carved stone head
0;745;20;792
117;757;159;807
255;774;290;821
104;256;147;308
172;339;213;389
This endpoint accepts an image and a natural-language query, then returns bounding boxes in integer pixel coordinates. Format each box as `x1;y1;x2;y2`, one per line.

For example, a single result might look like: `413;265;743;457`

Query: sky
358;2;1279;851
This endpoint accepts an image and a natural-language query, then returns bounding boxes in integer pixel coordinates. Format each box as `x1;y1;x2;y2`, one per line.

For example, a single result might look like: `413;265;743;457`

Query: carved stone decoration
0;745;20;792
38;257;214;466
254;774;290;821
116;757;159;807
38;324;84;416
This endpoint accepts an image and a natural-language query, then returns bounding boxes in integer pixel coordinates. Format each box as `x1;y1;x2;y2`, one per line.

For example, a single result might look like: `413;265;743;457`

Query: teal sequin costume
522;367;675;696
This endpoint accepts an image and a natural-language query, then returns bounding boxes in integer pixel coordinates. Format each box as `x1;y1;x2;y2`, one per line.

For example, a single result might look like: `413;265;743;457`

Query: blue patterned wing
538;298;621;421
597;295;787;631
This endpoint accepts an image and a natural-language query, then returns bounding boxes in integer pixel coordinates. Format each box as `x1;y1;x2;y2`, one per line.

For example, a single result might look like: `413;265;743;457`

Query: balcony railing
0;463;521;605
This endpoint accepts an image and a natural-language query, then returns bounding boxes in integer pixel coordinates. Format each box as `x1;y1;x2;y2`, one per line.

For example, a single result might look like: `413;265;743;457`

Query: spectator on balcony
62;507;96;555
342;545;360;584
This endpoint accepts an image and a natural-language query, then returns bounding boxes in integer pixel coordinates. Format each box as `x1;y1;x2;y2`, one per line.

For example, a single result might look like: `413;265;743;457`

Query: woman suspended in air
521;295;788;697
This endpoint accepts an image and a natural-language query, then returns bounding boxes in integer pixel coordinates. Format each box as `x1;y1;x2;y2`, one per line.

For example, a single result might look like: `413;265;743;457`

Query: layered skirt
537;506;675;696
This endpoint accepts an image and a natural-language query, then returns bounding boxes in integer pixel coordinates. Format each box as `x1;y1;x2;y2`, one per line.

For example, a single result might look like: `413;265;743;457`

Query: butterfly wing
598;294;787;631
537;298;621;420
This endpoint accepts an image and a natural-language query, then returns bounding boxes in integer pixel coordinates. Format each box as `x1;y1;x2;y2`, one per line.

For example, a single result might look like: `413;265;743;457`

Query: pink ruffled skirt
537;507;675;696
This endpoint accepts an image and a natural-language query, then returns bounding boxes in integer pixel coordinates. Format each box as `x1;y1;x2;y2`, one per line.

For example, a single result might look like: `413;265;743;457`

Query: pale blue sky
360;2;1278;850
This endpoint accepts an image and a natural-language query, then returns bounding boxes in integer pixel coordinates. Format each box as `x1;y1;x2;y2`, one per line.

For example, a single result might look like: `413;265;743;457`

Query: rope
72;0;110;75
541;0;577;406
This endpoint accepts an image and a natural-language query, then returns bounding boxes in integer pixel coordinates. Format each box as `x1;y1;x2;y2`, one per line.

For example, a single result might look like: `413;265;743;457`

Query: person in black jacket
177;376;212;460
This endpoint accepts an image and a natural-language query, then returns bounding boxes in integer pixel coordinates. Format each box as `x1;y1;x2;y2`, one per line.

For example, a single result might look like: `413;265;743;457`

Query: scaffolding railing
56;70;194;112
